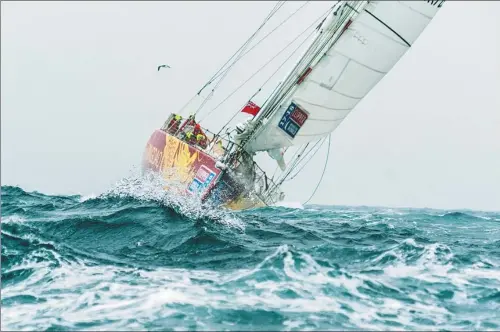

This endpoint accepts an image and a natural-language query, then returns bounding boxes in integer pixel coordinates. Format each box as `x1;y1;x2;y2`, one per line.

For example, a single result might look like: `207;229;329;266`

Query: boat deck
146;114;283;207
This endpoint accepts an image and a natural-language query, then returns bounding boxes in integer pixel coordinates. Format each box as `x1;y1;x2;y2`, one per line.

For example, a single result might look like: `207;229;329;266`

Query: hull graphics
142;130;266;210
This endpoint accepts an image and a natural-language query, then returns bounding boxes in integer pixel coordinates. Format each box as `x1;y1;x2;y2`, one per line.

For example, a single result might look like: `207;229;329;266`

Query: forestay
244;0;445;153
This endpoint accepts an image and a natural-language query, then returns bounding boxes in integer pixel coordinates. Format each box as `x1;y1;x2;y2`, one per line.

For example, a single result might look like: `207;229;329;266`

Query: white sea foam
3;185;499;331
273;201;305;209
2;239;500;331
1;215;26;224
79;193;97;202
101;170;245;230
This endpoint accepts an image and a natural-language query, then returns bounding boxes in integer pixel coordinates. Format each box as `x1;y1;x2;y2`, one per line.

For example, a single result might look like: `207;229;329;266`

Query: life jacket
196;134;208;149
185;131;196;144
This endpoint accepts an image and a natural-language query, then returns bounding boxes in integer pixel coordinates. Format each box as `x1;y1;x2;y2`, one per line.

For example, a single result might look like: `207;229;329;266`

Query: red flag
241;101;261;116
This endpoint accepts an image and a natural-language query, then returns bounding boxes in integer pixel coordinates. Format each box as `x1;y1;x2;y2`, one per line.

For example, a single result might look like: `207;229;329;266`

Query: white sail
244;0;445;153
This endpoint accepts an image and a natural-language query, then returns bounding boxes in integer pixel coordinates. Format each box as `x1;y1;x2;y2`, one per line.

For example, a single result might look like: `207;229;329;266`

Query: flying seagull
157;64;171;71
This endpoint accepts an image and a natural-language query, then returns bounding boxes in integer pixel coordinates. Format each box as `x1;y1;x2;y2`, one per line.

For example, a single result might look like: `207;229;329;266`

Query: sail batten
244;0;444;153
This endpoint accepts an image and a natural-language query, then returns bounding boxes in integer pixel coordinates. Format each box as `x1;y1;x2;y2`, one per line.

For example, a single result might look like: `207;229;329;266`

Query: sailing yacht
142;0;445;210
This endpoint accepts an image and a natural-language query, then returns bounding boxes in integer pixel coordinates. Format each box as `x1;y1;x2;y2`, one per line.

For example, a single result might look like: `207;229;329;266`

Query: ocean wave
2;184;500;330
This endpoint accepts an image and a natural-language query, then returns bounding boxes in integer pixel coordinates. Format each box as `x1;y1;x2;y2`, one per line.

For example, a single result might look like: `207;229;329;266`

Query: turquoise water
2;181;500;331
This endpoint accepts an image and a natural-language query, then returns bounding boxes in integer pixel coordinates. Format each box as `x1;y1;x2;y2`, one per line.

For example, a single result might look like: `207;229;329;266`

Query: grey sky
2;1;499;211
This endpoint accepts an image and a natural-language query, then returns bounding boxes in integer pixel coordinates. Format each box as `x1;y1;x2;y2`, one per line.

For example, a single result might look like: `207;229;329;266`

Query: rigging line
177;94;199;116
241;6;359;150
290;137;325;172
179;2;281;118
268;143;315;201
206;5;334;131
258;1;356;121
193;1;284;95
215;0;286;81
265;145;303;201
242;3;349;142
207;28;314;130
197;16;319;125
280;143;314;178
199;1;285;93
303;134;331;205
269;145;292;179
285;137;327;181
270;165;280;181
265;138;315;201
195;2;284;114
209;1;311;84
194;1;286;116
271;146;296;180
277;139;322;185
270;144;302;184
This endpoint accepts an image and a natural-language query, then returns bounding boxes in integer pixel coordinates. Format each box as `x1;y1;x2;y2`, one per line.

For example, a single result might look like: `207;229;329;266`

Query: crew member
178;114;196;134
196;133;208;149
184;131;196;145
193;123;205;137
168;114;182;134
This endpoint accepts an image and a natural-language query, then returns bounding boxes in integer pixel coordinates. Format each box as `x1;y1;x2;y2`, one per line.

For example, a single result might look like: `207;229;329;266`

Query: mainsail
242;0;445;153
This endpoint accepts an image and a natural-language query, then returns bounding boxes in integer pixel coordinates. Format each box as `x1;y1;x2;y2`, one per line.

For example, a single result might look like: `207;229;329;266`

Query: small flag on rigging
241;101;261;117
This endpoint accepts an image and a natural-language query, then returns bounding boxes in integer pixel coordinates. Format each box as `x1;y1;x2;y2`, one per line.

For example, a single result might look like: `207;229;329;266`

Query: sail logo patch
278;102;309;139
188;165;216;195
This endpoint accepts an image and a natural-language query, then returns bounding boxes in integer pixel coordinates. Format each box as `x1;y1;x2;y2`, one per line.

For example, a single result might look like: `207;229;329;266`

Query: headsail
243;0;445;153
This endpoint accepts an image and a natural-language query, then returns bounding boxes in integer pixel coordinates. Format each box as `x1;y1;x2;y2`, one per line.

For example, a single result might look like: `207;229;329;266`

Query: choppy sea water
2;180;500;331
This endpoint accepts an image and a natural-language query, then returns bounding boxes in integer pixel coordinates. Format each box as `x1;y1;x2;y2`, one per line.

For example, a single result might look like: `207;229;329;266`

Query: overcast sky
2;1;499;212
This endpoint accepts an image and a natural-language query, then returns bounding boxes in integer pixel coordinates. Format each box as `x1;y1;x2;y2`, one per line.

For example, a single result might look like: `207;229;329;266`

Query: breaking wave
2;178;500;331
